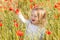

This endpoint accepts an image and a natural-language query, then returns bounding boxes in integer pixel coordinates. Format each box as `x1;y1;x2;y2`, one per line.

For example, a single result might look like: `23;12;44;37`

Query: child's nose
32;16;35;19
32;17;34;20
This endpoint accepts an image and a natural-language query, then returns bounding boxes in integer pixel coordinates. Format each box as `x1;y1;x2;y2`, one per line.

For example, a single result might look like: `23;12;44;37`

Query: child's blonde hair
31;8;47;27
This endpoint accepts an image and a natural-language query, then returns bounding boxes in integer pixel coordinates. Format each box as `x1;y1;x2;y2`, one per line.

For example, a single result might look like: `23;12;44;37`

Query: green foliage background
0;0;60;40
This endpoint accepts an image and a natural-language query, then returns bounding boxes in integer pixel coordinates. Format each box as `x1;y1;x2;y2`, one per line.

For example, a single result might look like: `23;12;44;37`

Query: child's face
30;10;44;24
30;11;39;24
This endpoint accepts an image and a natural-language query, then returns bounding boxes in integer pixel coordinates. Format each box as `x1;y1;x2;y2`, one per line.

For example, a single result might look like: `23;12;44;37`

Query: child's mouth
32;19;35;21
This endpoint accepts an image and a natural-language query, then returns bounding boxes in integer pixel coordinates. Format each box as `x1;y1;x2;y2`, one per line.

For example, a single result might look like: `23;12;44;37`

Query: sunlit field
0;0;60;40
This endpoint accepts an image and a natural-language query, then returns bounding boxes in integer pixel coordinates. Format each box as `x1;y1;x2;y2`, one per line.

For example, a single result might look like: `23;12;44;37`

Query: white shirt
18;12;46;40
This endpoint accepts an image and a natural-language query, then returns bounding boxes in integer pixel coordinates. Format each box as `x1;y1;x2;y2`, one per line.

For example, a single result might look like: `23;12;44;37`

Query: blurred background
0;0;60;40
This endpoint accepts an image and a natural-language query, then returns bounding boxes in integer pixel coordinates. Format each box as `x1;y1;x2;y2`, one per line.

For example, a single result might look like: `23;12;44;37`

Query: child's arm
18;12;27;23
15;9;27;23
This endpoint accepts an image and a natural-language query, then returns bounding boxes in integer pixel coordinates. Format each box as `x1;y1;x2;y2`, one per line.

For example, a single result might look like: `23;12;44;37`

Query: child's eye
31;14;37;17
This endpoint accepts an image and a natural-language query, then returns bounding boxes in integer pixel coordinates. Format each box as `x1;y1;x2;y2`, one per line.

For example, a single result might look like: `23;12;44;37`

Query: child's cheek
35;18;39;22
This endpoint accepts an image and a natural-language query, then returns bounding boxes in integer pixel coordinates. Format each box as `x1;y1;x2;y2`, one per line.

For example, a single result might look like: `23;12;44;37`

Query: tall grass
0;0;60;40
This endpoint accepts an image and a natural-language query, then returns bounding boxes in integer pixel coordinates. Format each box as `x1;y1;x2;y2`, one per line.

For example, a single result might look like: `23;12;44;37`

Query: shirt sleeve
18;12;27;23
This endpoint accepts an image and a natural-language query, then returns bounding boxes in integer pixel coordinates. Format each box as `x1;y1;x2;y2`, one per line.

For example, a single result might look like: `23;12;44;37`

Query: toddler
15;8;47;40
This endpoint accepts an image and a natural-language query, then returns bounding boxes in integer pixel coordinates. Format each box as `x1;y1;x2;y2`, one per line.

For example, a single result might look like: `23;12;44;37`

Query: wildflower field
0;0;60;40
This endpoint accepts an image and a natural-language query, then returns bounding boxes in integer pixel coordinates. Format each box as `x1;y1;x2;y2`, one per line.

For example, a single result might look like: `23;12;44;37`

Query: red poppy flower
14;22;18;27
30;4;33;9
16;30;24;36
46;30;51;35
54;4;58;8
13;20;17;23
30;0;33;2
54;2;60;9
54;4;60;10
15;9;19;14
0;22;2;27
9;7;14;11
